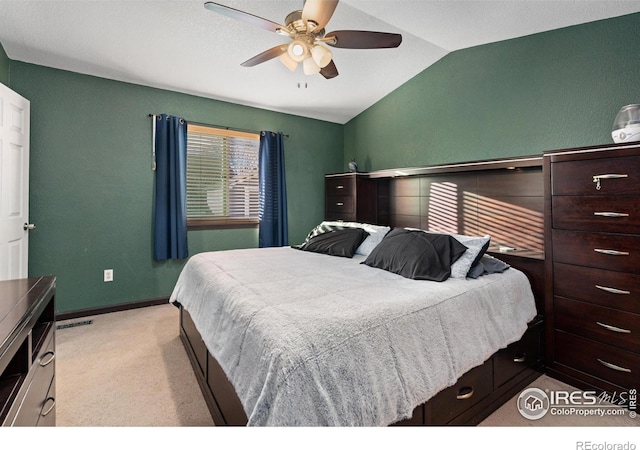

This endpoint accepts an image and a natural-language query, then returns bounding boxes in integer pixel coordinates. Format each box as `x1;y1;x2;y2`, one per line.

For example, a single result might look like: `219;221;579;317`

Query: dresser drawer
36;377;55;427
494;321;542;388
326;195;355;214
552;196;640;233
555;331;639;389
552;229;640;274
325;176;355;196
11;328;55;427
552;156;640;196
324;212;356;222
554;296;640;353
554;263;640;314
428;361;493;424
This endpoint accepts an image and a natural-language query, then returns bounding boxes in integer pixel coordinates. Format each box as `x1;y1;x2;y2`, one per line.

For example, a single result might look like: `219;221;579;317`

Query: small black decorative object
348;158;358;172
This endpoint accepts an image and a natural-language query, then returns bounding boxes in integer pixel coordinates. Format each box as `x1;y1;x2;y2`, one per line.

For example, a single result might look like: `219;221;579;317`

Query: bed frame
178;155;546;426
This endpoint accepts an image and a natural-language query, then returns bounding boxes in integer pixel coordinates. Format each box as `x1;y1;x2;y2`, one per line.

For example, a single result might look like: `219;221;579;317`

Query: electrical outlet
104;269;114;282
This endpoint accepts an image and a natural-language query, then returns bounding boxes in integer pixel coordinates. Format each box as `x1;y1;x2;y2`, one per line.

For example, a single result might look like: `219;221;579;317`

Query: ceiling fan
204;0;402;79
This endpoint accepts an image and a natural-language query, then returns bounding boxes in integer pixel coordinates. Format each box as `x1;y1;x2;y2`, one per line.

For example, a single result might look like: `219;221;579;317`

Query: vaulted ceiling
1;1;638;123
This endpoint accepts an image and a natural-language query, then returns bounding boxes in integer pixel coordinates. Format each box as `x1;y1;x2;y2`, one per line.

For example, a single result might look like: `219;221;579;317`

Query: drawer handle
596;321;631;334
335;202;344;207
597;358;631;373
593;212;630;218
456;387;474;400
335;185;344;189
40;351;55;367
513;353;527;363
593;173;628;190
595;285;631;295
41;397;56;417
594;248;630;256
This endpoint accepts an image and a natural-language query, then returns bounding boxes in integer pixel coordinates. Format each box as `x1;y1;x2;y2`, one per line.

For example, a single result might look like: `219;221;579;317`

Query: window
186;124;260;229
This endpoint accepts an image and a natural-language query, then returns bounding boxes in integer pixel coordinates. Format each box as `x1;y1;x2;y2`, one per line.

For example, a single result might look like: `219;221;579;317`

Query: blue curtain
153;114;188;260
259;131;288;248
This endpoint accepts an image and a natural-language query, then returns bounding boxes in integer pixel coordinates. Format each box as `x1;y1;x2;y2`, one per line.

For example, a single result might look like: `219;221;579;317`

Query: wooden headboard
367;155;545;313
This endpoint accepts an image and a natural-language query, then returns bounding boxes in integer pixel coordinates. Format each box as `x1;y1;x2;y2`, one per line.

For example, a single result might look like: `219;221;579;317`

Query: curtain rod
148;114;289;138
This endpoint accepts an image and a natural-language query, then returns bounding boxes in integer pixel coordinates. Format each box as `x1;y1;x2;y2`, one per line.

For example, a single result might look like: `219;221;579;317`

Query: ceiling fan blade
325;30;402;49
204;2;284;33
320;60;339;79
302;0;339;30
241;45;287;67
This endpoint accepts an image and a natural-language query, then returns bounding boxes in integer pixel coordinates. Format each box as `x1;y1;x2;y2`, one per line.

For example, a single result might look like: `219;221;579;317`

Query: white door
0;82;30;281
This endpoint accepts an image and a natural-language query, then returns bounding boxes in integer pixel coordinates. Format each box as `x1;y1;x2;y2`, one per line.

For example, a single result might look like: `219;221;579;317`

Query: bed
170;222;541;426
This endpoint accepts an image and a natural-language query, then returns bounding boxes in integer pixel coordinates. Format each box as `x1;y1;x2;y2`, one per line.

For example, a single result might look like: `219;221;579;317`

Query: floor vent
57;319;94;330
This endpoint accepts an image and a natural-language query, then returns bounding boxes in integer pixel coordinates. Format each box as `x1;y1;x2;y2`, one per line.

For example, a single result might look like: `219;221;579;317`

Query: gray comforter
169;247;537;426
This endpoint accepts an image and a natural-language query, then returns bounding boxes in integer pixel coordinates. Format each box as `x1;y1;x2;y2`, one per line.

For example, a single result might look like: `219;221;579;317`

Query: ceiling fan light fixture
303;57;321;75
279;52;298;71
287;40;308;62
311;45;332;68
203;1;403;80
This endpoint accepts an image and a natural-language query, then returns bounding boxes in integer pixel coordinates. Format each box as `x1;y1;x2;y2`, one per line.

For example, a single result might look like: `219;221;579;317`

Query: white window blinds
186;124;260;228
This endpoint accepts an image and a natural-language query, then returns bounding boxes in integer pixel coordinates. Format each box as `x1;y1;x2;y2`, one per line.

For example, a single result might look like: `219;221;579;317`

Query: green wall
344;13;640;171
9;63;343;314
7;12;640;314
0;42;10;86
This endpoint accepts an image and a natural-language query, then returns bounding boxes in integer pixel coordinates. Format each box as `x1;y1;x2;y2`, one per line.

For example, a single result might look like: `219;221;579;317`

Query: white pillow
406;228;491;279
319;221;390;256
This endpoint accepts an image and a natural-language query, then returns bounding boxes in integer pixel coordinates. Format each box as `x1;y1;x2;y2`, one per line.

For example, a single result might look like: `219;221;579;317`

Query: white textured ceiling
1;1;639;124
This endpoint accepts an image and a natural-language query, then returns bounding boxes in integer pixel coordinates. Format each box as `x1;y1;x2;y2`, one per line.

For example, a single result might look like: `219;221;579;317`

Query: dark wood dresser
544;143;640;394
0;276;56;426
325;172;378;223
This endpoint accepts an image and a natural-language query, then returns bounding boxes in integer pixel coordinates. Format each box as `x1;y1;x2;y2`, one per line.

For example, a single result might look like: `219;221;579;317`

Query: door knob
23;223;36;231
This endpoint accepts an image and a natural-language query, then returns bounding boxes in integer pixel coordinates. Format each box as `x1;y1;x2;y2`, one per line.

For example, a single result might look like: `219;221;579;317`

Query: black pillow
362;228;467;281
466;238;491;277
295;227;369;258
466;260;486;279
467;254;511;279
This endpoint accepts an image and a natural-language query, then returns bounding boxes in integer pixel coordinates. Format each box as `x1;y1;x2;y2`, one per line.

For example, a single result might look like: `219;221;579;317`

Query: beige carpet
55;303;637;428
55;303;213;426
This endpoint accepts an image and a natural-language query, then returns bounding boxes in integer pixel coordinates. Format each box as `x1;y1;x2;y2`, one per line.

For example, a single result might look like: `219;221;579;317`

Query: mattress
169;246;537;426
